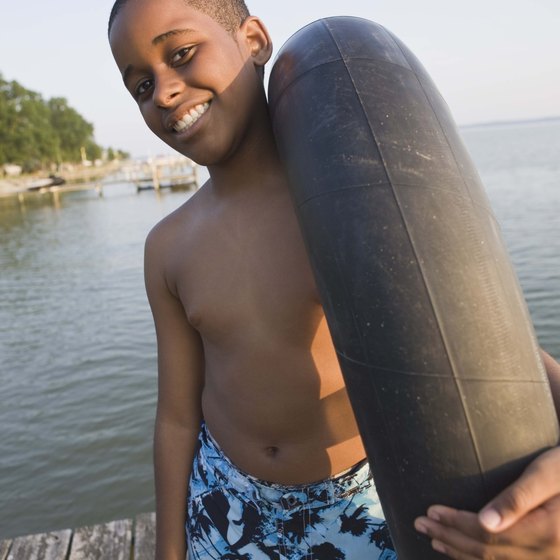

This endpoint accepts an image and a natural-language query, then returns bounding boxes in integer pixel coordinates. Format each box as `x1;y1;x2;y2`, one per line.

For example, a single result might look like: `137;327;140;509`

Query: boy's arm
542;349;560;417
414;350;560;559
145;229;204;560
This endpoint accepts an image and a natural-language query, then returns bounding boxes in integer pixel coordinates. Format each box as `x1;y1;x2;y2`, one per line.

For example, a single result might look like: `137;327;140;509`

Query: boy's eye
135;79;154;97
171;47;192;65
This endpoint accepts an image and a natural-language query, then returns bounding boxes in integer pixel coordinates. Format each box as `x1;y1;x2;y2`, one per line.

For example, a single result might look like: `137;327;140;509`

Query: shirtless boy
108;1;560;558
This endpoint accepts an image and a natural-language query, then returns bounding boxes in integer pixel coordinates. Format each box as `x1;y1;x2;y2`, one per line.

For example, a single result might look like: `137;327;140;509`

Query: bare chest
170;200;320;344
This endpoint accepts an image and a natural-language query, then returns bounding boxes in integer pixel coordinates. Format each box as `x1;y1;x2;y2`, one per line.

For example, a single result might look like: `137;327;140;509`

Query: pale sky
1;0;559;157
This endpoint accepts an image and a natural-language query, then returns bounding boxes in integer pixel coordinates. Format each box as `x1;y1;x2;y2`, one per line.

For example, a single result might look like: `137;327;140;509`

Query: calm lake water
1;120;559;539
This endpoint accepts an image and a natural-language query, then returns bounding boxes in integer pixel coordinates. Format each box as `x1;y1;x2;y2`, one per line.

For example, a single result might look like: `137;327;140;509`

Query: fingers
478;447;560;532
414;447;560;558
415;510;518;559
414;509;520;559
415;496;560;559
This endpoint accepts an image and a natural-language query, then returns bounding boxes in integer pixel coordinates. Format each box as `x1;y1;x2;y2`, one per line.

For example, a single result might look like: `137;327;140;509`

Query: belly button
265;446;279;457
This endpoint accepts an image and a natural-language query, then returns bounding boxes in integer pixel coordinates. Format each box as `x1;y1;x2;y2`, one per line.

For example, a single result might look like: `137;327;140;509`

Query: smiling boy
108;1;560;559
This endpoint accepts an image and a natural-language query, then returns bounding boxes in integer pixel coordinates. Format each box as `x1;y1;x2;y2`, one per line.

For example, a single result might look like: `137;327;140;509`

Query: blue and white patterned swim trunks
186;423;397;559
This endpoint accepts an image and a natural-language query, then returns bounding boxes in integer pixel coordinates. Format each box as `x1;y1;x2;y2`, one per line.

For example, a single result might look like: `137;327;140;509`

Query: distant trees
0;74;128;173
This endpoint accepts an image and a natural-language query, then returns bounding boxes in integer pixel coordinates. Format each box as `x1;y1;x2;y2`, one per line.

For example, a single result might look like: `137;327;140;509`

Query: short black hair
108;0;251;36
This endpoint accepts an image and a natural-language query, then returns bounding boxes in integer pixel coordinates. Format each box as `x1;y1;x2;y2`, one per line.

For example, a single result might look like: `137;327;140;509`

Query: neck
206;96;287;196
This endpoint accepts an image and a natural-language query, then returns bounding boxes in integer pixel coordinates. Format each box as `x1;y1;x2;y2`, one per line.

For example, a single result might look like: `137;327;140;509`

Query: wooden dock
0;513;164;560
124;157;198;192
0;156;198;200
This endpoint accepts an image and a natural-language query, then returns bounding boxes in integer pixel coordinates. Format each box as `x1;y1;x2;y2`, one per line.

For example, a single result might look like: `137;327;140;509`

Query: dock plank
5;530;71;560
69;519;132;560
0;540;12;560
134;513;156;560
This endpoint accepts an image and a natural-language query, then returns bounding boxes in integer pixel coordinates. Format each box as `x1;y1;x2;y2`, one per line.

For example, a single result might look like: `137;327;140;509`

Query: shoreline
460;115;560;130
0;162;122;198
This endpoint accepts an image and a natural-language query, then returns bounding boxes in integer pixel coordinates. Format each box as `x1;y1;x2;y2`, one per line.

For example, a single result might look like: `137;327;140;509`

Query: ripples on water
462;120;560;352
0;185;189;537
1;120;559;538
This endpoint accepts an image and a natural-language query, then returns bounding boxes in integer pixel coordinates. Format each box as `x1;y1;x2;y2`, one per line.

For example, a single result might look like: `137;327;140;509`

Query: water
0;184;190;538
461;119;560;353
1;120;559;539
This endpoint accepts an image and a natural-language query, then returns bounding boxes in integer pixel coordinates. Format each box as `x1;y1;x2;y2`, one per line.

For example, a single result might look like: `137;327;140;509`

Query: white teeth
172;102;210;133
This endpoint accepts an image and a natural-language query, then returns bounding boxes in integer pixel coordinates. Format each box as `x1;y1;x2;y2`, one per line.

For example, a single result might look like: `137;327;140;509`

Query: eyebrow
152;28;196;46
121;28;197;86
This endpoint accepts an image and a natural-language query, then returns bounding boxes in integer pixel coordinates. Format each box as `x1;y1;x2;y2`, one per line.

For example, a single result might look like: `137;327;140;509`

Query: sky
1;0;559;158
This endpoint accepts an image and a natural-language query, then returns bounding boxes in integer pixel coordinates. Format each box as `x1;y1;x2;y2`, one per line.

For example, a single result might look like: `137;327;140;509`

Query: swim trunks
186;423;397;559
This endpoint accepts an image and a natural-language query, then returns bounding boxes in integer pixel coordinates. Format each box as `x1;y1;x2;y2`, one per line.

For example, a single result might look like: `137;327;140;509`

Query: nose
153;69;184;108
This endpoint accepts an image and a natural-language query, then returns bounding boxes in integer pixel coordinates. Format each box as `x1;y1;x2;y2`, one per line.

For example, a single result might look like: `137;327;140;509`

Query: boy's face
109;0;269;165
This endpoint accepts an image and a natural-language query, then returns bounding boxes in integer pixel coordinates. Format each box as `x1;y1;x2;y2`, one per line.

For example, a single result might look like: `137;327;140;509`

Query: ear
240;16;273;67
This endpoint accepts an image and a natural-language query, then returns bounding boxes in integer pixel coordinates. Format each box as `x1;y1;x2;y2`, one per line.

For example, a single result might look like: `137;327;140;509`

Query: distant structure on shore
0;155;198;200
460;115;560;129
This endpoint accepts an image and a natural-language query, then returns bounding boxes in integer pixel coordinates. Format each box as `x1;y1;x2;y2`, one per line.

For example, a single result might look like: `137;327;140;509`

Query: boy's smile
171;101;210;133
109;0;271;166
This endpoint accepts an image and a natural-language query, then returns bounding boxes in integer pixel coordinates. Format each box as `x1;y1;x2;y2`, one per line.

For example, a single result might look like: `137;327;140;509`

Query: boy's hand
414;446;560;559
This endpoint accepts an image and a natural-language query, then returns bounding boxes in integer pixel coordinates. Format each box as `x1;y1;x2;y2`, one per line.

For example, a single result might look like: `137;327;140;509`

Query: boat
27;175;66;192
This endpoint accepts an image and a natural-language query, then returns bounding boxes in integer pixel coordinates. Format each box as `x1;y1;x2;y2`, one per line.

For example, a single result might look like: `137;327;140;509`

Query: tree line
0;74;128;173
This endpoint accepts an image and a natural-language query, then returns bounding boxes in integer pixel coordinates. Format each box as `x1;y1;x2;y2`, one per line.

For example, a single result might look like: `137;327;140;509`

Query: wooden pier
121;157;198;192
0;513;164;560
0;156;198;200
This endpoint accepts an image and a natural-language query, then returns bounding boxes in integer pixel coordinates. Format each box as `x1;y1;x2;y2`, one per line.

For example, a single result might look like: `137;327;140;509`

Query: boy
108;1;560;559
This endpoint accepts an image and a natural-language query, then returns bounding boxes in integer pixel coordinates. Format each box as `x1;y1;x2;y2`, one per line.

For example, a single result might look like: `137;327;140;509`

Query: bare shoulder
144;181;212;294
146;180;210;248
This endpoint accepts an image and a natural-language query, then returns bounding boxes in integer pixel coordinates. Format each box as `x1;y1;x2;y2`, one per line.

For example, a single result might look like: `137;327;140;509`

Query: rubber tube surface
268;17;560;559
